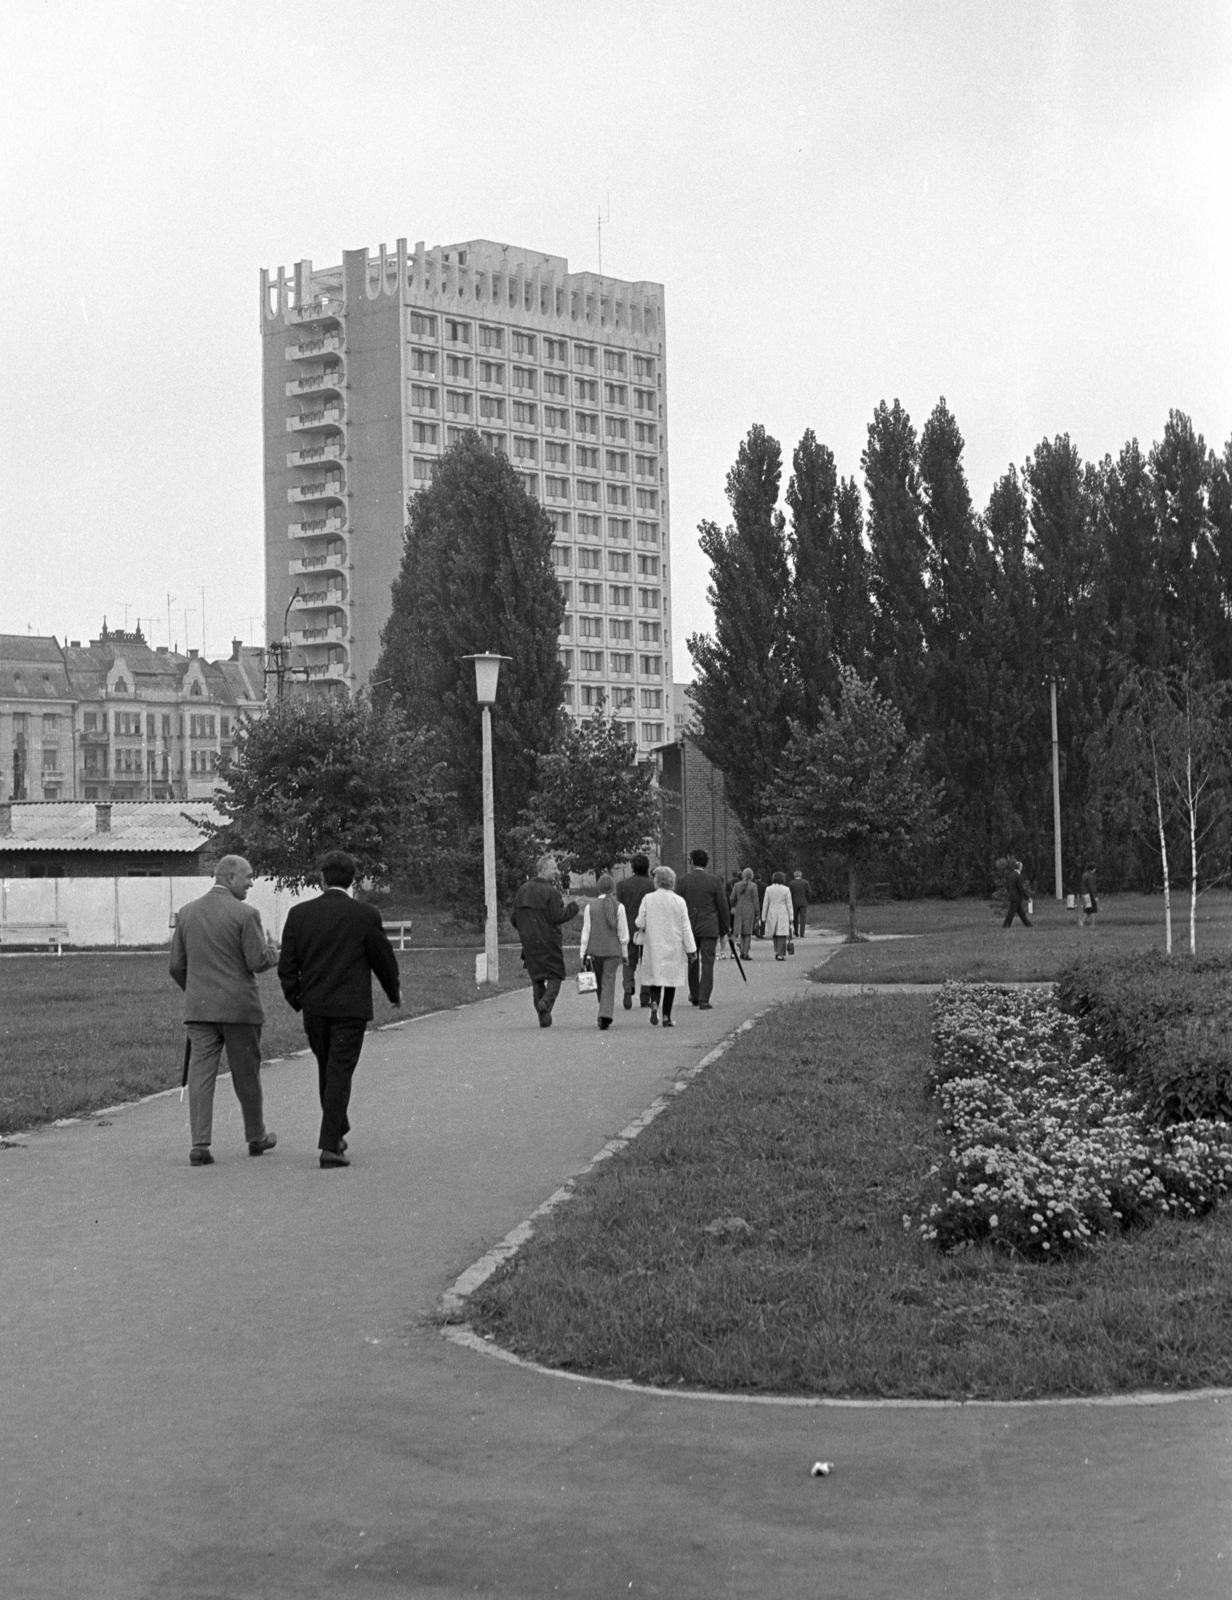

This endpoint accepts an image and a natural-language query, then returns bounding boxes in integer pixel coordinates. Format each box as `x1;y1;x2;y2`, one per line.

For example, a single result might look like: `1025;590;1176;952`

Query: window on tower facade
512;366;536;392
573;343;597;369
410;348;437;373
603;350;627;375
512;331;536;357
446;355;473;379
479;325;504;350
445;319;472;344
410;312;437;338
479;394;505;420
512;400;537;426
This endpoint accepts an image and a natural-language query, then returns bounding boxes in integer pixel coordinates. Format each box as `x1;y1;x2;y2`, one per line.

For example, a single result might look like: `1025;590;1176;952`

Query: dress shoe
662;1017;674;1027
700;1002;713;1010
649;1004;659;1026
320;1149;350;1168
189;1146;213;1166
623;994;633;1010
639;997;652;1008
689;997;699;1006
248;1132;277;1156
539;1011;553;1028
598;1016;611;1030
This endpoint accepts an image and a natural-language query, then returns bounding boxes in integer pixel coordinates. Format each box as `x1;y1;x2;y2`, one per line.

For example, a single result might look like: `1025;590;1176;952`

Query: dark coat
511;877;579;980
789;876;811;909
277;889;401;1020
1007;870;1029;908
677;868;731;940
615;871;654;941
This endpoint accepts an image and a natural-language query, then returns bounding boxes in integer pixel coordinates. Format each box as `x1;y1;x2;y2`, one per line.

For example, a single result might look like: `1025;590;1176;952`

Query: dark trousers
648;984;676;1020
532;976;562;1016
623;940;651;1003
793;905;807;937
1003;902;1032;928
687;937;718;1005
303;1013;367;1154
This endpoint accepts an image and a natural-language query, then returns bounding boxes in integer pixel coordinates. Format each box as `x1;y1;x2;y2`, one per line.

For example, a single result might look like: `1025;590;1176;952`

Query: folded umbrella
727;936;748;982
180;1035;192;1102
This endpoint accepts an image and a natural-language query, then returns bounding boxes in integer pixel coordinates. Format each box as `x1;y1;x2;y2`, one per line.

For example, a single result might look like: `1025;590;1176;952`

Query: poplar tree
862;399;927;724
687;425;795;832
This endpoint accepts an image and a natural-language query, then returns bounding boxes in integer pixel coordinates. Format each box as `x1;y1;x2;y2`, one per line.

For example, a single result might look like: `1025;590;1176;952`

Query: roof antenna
598;193;610;276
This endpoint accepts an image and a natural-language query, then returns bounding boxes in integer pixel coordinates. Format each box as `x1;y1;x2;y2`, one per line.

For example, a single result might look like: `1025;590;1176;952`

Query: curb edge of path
438;966;1232;1412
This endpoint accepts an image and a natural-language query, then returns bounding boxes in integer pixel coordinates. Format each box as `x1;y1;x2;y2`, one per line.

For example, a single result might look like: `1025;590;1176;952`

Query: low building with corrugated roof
0;799;221;878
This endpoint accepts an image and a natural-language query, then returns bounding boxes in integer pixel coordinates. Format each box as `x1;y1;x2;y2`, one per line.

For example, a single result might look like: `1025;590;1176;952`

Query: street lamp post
1050;676;1063;901
463;653;511;984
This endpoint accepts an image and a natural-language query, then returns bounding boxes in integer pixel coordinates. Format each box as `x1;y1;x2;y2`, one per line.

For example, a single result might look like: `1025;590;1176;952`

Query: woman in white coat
634;865;696;1027
761;871;795;960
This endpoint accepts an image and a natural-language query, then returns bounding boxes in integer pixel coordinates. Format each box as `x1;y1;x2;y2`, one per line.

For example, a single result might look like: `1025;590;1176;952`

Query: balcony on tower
286;438;344;470
288;512;346;541
285;361;345;399
290;295;343;325
288;469;345;504
286;333;343;361
289;622;348;648
289;539;348;579
290;584;347;613
287;404;344;433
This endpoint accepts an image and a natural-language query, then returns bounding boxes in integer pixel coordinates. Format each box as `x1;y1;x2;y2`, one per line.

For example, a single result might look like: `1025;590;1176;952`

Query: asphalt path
2;937;1230;1599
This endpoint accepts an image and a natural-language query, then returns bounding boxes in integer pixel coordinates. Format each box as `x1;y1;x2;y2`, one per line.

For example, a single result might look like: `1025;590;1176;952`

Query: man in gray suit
170;855;279;1166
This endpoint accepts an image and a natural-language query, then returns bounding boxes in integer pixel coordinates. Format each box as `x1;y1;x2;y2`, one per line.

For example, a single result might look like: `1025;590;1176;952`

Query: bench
0;923;70;955
382;920;413;951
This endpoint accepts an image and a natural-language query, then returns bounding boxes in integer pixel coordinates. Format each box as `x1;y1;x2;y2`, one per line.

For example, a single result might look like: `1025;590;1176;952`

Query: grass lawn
464;992;1232;1399
807;890;1232;984
0;946;569;1135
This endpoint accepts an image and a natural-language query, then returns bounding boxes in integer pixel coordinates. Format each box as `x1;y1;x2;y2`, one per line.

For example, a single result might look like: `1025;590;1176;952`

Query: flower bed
915;982;1232;1257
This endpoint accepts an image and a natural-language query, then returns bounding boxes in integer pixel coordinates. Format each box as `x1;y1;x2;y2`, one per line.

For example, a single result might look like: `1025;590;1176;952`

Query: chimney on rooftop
0;801;11;838
70;640;81;649
231;638;243;661
188;649;199;659
95;802;112;834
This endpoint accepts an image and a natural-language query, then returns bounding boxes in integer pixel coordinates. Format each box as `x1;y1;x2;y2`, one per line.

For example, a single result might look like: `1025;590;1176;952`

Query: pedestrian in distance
1079;863;1099;929
677;847;731;1009
729;868;760;960
277;850;402;1169
761;871;795;959
510;854;579;1028
578;874;629;1029
615;852;655;1010
634;864;696;1028
789;870;811;939
169;854;279;1167
1003;859;1033;928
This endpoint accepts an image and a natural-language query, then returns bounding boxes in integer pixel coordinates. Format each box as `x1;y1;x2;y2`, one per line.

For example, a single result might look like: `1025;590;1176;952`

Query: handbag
576;957;597;994
786;929;795;955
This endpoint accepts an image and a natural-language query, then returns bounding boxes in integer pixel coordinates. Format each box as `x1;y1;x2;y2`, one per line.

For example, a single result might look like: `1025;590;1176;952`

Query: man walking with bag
677;848;730;1010
169;854;280;1167
277;850;401;1168
510;855;579;1028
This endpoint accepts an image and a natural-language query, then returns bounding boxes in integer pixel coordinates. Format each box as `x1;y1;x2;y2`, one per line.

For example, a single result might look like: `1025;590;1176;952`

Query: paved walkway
2;940;1230;1598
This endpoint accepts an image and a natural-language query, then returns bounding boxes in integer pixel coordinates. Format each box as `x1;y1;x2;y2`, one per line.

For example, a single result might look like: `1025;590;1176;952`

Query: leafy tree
522;707;661;877
1099;439;1168;670
862;399;927;724
374;432;566;833
211;695;447;890
1148;411;1221;668
687;425;795;832
758;668;944;939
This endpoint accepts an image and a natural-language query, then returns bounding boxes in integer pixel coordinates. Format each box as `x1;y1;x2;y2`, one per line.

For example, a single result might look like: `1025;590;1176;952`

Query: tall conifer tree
862;399;927;724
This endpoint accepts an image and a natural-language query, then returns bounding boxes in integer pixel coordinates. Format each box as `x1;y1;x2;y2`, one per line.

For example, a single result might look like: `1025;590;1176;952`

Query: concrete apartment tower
260;239;672;751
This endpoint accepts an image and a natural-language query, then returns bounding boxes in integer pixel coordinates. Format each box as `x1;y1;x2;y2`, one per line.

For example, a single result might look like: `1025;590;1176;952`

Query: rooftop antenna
166;591;175;650
598;193;610;276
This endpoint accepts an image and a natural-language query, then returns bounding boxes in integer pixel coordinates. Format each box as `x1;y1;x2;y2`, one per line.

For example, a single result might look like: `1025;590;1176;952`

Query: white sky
2;0;1229;680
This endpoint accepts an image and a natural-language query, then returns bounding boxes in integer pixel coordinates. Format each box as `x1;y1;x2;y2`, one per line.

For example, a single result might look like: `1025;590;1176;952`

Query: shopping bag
1027;898;1034;917
576;958;597;994
786;931;795;955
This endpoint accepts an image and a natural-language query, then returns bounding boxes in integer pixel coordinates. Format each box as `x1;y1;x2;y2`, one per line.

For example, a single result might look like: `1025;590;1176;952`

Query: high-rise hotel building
260;238;672;751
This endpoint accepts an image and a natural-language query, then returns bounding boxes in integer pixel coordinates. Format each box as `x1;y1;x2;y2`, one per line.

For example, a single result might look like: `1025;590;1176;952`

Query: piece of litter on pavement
810;1461;832;1477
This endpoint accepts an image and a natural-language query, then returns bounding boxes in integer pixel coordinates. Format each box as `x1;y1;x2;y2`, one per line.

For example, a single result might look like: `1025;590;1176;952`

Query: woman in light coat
578;873;630;1029
761;871;795;960
729;867;760;960
634;865;696;1027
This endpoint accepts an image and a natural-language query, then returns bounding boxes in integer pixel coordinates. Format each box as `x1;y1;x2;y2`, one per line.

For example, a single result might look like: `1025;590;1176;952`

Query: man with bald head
170;854;280;1166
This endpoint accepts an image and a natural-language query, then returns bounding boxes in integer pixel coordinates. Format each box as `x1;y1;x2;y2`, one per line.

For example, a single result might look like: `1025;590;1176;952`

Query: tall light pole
463;653;511;984
1050;676;1063;901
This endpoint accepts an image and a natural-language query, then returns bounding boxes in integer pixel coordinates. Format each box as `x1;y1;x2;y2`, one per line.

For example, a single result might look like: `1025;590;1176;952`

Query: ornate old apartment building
0;629;265;805
260;238;672;752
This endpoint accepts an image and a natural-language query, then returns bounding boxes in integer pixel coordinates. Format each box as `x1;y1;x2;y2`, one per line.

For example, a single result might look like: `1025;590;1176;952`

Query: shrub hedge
1057;953;1232;1127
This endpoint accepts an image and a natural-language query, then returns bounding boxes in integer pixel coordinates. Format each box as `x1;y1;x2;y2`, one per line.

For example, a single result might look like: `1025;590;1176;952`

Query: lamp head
462;652;512;706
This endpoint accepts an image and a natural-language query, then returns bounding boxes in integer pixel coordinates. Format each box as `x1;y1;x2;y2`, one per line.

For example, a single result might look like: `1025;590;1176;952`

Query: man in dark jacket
789;871;811;939
1003;859;1033;928
677;848;731;1009
615;852;654;1010
277;850;401;1168
510;855;579;1028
